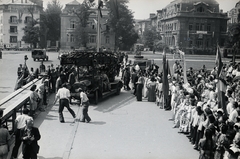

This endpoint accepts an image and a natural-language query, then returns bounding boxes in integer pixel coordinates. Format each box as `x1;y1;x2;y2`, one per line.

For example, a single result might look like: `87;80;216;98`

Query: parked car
31;49;48;61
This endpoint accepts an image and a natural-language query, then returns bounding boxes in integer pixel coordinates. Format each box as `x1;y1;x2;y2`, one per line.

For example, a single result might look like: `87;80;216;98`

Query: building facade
0;0;43;49
228;1;240;24
60;0;115;50
157;0;229;54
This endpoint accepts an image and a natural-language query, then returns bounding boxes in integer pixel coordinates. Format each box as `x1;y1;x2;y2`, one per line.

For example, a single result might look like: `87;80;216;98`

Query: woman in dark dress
147;76;157;102
136;73;144;101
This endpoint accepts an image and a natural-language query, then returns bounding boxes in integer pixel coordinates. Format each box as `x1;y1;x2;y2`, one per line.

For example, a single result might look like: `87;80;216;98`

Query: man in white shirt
11;108;33;159
79;88;91;123
54;83;76;123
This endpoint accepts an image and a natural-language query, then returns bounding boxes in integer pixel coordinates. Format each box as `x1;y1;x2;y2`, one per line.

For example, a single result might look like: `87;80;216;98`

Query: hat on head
234;123;240;129
217;109;224;115
197;75;202;78
197;101;203;107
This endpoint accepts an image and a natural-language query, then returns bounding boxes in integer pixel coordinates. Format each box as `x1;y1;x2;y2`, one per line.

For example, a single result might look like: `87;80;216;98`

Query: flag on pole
217;77;227;114
162;48;169;109
98;0;103;18
93;19;97;25
215;45;223;77
167;59;171;77
179;50;187;84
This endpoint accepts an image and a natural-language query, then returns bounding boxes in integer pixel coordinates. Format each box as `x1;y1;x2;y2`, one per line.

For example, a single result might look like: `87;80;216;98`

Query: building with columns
0;0;43;49
156;0;228;54
60;0;115;50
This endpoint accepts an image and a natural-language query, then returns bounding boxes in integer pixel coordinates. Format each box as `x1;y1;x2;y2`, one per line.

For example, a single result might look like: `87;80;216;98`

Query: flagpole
97;1;101;52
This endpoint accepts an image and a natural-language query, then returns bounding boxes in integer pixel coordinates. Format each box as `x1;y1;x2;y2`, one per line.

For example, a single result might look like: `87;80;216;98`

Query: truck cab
31;49;49;61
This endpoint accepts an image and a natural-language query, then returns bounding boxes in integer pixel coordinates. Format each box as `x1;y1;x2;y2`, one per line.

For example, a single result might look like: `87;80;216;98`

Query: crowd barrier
0;78;41;135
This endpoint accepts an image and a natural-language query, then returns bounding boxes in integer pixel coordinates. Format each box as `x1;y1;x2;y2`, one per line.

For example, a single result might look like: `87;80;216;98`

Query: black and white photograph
0;0;240;158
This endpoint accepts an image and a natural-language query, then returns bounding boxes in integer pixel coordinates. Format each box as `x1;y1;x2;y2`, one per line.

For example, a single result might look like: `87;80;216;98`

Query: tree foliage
22;0;42;48
225;12;240;48
22;21;40;48
142;26;158;50
41;0;62;44
69;1;94;47
106;0;138;50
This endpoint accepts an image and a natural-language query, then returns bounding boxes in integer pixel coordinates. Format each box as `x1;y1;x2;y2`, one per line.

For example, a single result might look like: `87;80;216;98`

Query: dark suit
20;127;41;159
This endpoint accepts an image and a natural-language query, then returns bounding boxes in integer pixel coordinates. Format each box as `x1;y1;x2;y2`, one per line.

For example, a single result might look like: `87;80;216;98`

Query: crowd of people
122;53;240;159
3;52;240;158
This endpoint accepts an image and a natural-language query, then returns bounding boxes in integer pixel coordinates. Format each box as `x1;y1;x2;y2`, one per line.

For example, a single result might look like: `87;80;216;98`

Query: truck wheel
94;90;98;105
34;58;36;61
46;57;48;61
116;88;121;95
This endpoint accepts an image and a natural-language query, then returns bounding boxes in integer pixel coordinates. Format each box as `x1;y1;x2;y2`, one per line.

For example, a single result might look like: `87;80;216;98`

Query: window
105;36;110;44
206;39;210;47
89;35;96;43
189;24;193;30
67;34;70;42
10;26;17;33
70;20;76;29
196;23;200;30
207;24;211;31
196;40;203;48
174;23;177;30
106;25;110;31
70;34;74;42
10;16;18;23
197;7;205;12
200;24;204;31
189;40;193;47
10;36;17;43
25;16;32;23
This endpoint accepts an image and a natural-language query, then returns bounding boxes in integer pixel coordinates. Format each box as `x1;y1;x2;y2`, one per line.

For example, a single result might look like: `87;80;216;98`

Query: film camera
24;55;28;61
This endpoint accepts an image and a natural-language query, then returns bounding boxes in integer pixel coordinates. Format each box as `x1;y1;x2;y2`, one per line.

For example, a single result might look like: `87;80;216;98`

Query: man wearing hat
53;83;76;123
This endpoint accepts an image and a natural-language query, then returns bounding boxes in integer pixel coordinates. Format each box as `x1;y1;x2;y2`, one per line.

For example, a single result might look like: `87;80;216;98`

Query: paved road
2;50;235;158
31;90;199;159
0;50;235;100
0;51;60;100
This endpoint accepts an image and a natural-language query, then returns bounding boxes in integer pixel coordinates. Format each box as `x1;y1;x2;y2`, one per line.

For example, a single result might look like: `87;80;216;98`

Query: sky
43;0;239;19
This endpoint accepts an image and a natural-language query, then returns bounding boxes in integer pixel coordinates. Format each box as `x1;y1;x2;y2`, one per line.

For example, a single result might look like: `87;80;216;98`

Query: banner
179;50;187;84
162;49;169;108
215;45;223;77
217;78;227;114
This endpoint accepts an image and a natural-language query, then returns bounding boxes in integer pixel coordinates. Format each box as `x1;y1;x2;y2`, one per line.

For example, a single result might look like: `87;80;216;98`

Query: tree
225;12;240;48
22;0;42;48
69;1;94;47
41;0;62;47
106;0;138;50
142;26;158;50
22;21;40;48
